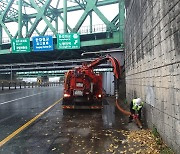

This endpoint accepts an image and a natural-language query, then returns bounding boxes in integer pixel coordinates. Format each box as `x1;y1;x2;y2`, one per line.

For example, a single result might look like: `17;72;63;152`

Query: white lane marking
0;98;62;147
0;92;46;105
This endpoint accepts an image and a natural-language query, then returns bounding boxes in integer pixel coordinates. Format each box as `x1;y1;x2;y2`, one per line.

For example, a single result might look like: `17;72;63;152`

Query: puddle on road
102;105;115;128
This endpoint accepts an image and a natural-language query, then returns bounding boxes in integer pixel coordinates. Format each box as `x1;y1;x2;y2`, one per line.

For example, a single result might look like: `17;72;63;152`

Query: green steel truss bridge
0;0;125;65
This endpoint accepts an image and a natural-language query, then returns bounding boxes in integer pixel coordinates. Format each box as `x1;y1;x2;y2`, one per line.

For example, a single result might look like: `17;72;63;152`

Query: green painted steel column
119;0;125;45
0;26;2;46
25;21;28;35
55;16;58;32
18;0;23;38
89;11;92;33
63;0;67;33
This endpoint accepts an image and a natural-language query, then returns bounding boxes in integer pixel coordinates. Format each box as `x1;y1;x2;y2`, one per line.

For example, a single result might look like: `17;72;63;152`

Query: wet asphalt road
0;85;139;154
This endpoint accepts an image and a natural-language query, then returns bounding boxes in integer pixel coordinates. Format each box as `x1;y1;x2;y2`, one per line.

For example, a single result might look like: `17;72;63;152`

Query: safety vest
132;99;144;111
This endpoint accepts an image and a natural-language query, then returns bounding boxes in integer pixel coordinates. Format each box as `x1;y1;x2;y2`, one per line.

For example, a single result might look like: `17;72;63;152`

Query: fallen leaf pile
126;129;170;154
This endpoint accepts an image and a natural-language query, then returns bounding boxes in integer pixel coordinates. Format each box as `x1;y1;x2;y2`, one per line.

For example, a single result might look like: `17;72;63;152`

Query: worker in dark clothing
129;98;144;123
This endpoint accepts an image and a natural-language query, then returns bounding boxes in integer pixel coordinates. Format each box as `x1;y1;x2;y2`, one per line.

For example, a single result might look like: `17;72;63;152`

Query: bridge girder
0;0;125;65
0;0;123;40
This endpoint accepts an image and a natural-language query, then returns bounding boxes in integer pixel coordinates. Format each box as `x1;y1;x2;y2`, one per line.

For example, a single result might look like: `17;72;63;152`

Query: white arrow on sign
74;40;78;45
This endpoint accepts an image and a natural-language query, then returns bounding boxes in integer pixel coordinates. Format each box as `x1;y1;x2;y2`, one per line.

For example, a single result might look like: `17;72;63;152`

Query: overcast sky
3;1;118;38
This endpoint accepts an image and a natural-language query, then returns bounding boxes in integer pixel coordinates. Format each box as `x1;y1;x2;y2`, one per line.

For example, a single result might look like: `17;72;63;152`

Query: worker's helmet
136;98;141;106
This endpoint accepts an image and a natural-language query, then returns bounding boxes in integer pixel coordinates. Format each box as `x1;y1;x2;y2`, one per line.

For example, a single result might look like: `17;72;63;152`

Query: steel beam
73;0;96;32
55;17;58;32
29;20;41;36
58;14;72;32
41;16;54;35
26;0;53;37
89;11;93;33
63;0;68;33
25;21;29;35
18;0;23;38
111;14;119;26
42;16;57;36
119;0;125;46
0;25;2;48
0;0;15;22
0;0;125;53
0;26;2;46
0;23;12;39
0;0;15;40
81;31;121;47
2;0;119;23
92;7;117;31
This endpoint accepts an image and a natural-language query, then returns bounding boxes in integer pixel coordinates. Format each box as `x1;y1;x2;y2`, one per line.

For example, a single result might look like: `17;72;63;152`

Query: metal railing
0;80;61;91
1;24;108;44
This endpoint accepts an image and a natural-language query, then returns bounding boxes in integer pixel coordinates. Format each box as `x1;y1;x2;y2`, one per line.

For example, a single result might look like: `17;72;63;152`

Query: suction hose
114;76;142;128
115;98;142;129
115;99;131;116
114;78;131;116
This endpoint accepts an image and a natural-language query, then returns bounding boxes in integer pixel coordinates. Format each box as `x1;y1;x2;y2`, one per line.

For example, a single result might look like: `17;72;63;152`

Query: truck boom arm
87;55;121;79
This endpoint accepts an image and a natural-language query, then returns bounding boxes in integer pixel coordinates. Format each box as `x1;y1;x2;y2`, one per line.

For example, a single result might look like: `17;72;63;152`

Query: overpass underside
0;31;122;64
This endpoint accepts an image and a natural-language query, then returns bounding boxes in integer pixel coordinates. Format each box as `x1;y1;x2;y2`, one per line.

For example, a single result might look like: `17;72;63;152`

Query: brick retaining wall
125;0;180;152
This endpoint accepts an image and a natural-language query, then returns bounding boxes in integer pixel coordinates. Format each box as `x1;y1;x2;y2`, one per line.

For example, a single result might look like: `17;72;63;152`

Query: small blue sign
32;36;53;52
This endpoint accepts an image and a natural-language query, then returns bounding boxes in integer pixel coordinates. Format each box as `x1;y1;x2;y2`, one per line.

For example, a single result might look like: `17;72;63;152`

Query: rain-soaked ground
0;86;173;154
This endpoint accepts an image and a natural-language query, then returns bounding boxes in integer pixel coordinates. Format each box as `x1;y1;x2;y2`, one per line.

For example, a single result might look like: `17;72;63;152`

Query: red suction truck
62;55;121;109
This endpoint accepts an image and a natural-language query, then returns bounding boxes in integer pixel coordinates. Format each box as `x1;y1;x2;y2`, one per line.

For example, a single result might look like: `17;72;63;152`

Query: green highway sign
11;38;30;53
57;33;80;49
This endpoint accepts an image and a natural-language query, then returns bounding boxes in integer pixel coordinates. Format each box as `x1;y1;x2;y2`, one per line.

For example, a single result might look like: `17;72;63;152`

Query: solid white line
0;92;46;105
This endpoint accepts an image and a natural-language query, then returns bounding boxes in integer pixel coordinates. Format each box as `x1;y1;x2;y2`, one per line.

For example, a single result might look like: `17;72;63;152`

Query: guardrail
0;81;61;91
1;24;108;44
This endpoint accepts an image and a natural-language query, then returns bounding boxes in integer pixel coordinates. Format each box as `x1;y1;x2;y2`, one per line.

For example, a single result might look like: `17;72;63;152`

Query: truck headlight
64;93;71;97
98;94;102;98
